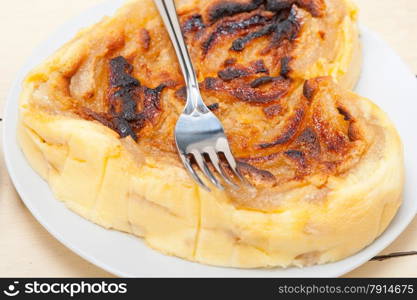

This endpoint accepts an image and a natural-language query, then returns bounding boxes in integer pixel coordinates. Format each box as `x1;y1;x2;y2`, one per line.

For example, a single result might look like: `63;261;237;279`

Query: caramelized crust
21;0;361;205
80;56;166;142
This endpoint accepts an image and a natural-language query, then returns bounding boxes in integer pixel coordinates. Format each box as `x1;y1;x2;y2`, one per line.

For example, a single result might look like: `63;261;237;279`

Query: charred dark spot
203;1;314;54
208;0;264;23
108;56;141;138
303;79;318;100
203;77;219;90
318;30;325;40
263;103;282;118
202;14;269;54
270;7;300;47
259;108;304;148
218;67;250;81
109;56;140;88
85;56;166;141
115;90;139;121
297;127;317;145
232;86;288;103
139;29;151;51
337;106;352;121
231;23;276;51
231;6;300;52
207;103;220;111
202;35;217;56
182;14;206;34
265;0;293;11
208;0;324;24
280;56;291;77
284;149;306;167
251;76;275;88
237;161;276;182
142;84;166;120
218;60;267;81
266;0;325;17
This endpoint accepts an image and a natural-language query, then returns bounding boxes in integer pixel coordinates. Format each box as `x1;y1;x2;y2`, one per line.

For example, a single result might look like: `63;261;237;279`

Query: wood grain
0;0;416;278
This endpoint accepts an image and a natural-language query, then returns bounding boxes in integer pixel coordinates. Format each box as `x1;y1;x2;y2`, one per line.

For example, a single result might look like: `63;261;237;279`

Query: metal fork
154;0;244;191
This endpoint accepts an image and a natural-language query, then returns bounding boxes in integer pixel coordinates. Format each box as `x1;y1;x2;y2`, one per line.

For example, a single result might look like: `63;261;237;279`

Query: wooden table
0;0;416;278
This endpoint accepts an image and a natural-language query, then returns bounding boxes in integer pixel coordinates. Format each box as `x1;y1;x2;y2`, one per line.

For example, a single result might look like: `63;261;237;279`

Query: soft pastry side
17;0;403;268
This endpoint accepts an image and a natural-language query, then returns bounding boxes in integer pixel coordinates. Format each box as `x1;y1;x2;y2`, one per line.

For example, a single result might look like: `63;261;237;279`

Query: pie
18;0;403;268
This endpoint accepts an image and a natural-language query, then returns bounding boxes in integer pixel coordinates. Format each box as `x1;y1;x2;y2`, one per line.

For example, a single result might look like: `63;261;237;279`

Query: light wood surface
0;0;416;278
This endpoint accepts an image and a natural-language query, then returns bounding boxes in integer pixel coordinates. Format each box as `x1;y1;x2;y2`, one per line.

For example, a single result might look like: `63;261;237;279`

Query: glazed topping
81;56;165;141
207;0;325;23
34;0;365;188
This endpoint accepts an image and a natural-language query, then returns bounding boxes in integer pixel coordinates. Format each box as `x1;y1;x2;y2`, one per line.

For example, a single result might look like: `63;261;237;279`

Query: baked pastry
18;0;403;268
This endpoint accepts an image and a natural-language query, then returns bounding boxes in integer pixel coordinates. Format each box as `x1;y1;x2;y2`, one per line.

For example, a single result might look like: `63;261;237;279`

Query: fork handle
154;0;206;112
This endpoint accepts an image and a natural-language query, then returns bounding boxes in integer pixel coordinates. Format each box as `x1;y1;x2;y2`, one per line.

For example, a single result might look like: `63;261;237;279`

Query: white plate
3;0;417;277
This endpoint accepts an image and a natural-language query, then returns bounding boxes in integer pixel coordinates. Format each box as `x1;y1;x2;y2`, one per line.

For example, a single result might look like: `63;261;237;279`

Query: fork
154;0;244;191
